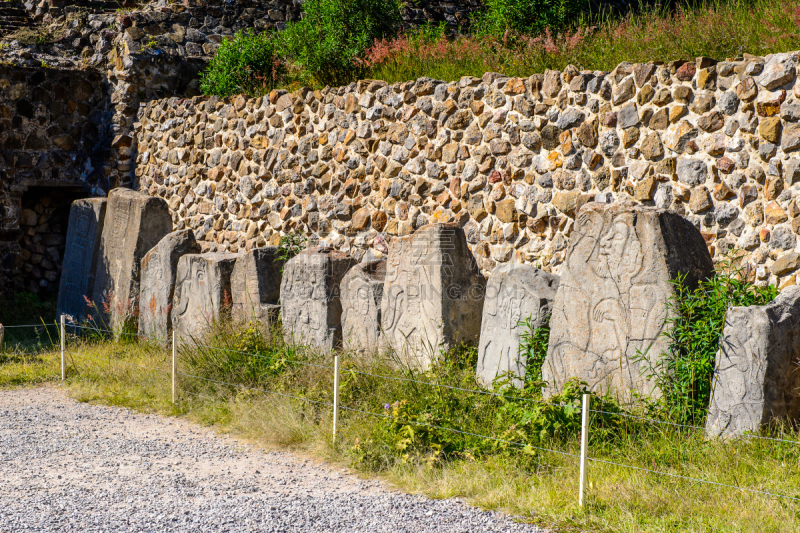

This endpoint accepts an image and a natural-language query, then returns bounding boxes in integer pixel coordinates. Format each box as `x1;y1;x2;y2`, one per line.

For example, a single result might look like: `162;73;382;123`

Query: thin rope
590;408;800;445
339;405;581;458
587;456;800;502
176;371;334;408
344;368;576;409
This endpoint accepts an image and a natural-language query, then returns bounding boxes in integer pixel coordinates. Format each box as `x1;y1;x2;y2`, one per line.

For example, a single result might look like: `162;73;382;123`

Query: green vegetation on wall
200;30;285;97
278;0;403;86
201;0;800;97
472;0;585;36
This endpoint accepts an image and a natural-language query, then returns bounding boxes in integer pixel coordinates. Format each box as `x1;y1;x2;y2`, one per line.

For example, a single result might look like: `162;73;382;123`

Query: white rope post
60;315;66;381
579;393;591;508
172;330;177;404
332;355;340;443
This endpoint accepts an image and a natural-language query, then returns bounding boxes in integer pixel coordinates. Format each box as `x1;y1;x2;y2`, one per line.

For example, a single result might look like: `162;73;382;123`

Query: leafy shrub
639;256;778;425
517;315;550;383
278;0;402;86
472;0;585;36
200;30;285;97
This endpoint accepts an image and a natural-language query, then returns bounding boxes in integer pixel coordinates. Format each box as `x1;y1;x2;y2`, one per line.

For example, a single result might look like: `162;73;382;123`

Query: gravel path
0;387;547;532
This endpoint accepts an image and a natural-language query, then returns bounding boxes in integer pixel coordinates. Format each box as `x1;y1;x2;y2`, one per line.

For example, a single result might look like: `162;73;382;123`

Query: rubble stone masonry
133;51;800;286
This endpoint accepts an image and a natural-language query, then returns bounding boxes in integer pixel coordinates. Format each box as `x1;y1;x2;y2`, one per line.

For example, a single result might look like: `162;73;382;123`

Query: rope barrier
339;404;581;459
587;456;800;502
589;408;800;446
343;367;577;409
176;370;335;408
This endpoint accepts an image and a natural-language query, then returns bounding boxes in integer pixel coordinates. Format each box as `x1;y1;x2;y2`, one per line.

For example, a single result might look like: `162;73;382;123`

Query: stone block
138;229;200;341
381;223;486;369
341;258;387;352
230;246;284;323
91;188;172;331
172;253;239;342
706;286;800;438
57;198;107;324
477;263;559;388
543;202;713;400
281;247;358;351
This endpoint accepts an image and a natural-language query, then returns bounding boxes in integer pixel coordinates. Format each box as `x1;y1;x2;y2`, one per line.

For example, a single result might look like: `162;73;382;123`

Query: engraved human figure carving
543;203;713;400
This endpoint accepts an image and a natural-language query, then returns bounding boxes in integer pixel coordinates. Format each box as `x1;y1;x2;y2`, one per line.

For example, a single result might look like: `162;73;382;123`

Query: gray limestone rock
138;229;200;341
91;188;173;331
617;103;640;129
281;247;358;351
543;202;713;400
677;158;708;186
172;253;239;342
341;259;386;353
718;91;740;115
381;223;486;369
57;198;107;325
706;286;800;438
230;247;284;324
476;263;559;388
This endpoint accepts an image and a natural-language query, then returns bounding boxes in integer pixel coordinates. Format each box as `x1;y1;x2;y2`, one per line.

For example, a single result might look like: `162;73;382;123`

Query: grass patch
204;0;800;96
0;317;797;533
362;0;800;85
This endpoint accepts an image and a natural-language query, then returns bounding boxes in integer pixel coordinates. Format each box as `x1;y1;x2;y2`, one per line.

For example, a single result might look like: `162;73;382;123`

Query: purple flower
384;403;391;410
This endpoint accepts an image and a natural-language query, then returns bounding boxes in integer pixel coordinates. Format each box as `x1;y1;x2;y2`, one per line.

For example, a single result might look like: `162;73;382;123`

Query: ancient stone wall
0;64;110;296
135;52;800;288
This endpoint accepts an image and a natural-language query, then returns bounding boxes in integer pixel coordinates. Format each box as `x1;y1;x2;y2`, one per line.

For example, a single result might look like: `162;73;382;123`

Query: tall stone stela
56;198;107;324
91;188;173;330
542;202;713;401
706;286;800;438
280;247;358;351
477;264;559;388
340;258;387;353
381;223;486;369
138;229;200;341
172;252;239;342
230;246;284;324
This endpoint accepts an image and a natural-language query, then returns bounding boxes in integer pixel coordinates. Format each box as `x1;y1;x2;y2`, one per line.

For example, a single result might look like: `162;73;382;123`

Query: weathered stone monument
138;229;200;341
543;202;713;400
91;188;172;330
280;247;358;351
381;223;486;369
230;246;284;324
172;252;239;341
57;198;107;324
340;258;387;353
477;264;559;388
706;286;800;438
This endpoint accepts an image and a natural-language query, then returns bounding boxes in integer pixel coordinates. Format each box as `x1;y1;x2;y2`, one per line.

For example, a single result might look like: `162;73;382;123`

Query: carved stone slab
91;188;172;330
280;247;357;351
706;286;800;438
57;198;107;324
341;258;386;352
381;223;486;369
543;202;713;400
172;252;238;342
138;229;200;341
477;264;559;388
230;246;284;324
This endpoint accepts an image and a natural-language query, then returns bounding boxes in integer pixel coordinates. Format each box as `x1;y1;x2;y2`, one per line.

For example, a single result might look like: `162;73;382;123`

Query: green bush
278;0;403;86
517;315;550;384
472;0;586;36
200;30;285;97
638;256;778;426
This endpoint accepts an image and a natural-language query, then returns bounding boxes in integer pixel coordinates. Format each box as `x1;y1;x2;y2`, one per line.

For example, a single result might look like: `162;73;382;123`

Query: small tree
200;30;285;97
278;0;403;86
